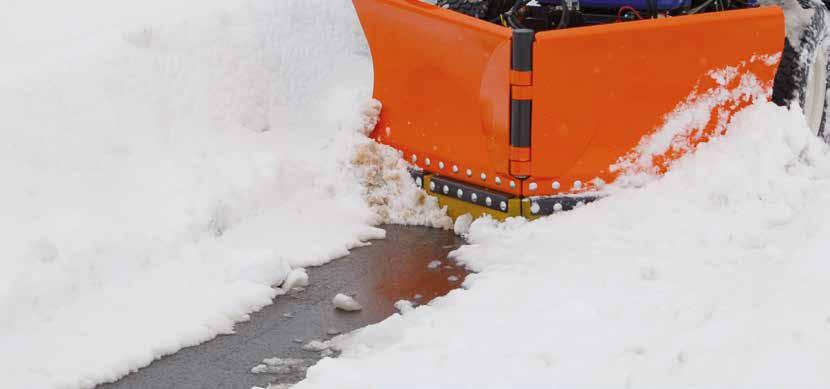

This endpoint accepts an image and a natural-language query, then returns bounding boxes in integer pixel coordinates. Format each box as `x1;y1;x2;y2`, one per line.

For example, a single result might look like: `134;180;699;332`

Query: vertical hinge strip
509;28;534;178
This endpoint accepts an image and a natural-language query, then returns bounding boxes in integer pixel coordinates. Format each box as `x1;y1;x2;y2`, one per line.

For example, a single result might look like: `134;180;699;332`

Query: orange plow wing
353;0;784;199
526;7;784;195
353;0;518;194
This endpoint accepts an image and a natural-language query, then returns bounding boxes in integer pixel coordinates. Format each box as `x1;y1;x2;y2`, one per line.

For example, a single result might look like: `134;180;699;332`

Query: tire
772;0;830;140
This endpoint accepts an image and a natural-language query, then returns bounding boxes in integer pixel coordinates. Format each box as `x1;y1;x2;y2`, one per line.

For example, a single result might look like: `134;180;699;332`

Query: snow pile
298;100;830;387
0;0;444;387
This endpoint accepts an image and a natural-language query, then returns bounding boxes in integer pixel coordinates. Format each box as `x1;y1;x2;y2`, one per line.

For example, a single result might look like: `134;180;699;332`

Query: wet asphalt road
99;225;466;389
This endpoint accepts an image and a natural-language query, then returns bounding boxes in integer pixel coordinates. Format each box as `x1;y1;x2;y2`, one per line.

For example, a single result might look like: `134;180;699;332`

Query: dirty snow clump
348;100;452;229
332;293;362;311
250;357;308;374
303;340;330;352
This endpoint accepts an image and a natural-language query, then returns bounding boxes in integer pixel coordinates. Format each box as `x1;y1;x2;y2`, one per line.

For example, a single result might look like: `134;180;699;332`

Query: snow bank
298;99;830;387
1;0;444;387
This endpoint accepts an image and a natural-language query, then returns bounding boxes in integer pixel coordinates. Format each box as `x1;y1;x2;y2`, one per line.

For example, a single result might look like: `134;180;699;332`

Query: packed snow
1;0;445;388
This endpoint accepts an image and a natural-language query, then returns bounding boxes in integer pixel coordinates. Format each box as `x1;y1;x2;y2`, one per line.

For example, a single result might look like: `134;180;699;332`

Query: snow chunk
427;260;442;269
332;293;362;311
303;340;329;352
281;268;310;291
453;213;474;235
394;300;415;314
250;357;307;374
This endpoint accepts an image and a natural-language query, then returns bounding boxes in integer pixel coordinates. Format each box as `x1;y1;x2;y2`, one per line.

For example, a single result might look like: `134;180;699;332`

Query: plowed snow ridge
298;103;830;387
0;1;444;387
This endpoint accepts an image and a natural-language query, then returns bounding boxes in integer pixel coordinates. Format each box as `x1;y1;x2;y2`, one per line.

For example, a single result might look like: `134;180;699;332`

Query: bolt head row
529;202;568;215
410;155;511;186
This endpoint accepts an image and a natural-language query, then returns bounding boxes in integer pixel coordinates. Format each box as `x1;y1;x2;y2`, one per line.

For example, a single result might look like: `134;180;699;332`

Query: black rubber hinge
510;100;531;147
510;29;534;148
511;29;534;72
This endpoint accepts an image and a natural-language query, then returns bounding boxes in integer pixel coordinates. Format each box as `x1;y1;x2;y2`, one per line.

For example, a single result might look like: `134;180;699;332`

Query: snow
280;268;310;292
453;213;474;235
298;104;830;386
394;300;415;314
427;260;442;269
10;0;830;386
302;340;330;352
1;0;445;388
332;293;363;312
250;357;308;375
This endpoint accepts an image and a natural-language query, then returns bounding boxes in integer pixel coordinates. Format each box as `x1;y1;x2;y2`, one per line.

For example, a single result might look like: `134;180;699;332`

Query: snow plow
352;0;830;220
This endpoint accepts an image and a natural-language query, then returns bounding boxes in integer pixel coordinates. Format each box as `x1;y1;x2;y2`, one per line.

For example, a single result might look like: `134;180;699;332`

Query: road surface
100;225;466;389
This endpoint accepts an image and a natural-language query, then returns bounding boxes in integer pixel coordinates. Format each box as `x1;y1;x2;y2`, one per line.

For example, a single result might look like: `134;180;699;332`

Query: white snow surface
1;0;446;388
298;100;830;386
453;213;474;236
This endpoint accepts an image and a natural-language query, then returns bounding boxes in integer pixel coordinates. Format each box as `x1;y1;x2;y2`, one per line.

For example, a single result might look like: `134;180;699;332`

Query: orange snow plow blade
353;0;784;216
526;7;784;195
354;0;517;194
